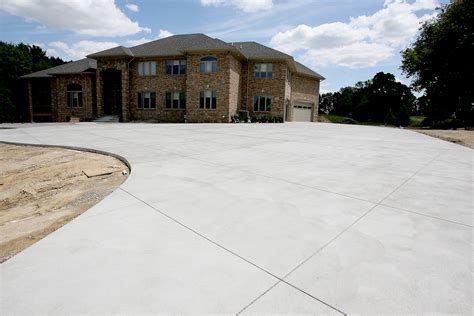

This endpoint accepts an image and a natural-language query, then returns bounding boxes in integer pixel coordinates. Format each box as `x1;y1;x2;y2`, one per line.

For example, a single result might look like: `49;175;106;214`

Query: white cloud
48;40;119;60
158;29;173;39
126;37;150;46
201;0;273;12
126;29;174;46
271;0;439;69
125;3;139;12
0;0;150;37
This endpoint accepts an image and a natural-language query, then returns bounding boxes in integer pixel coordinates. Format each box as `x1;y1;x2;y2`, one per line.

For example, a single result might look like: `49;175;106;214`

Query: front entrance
102;69;122;115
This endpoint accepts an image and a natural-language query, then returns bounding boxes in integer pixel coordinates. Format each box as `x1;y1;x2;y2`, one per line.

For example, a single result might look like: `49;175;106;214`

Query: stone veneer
27;52;321;123
240;61;289;120
96;58;130;121
129;57;186;122
53;74;95;122
186;52;233;123
290;74;320;122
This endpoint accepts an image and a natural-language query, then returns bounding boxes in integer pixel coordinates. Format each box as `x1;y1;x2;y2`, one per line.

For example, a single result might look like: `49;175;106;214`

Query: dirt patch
414;129;474;149
0;144;129;263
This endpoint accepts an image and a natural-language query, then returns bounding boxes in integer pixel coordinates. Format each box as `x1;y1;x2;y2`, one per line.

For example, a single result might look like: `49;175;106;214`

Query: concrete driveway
0;123;472;314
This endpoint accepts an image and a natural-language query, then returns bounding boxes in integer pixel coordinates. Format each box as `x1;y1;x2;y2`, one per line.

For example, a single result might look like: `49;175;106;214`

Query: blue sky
0;0;447;92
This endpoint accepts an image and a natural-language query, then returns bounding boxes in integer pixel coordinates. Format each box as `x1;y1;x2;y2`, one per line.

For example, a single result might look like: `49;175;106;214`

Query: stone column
27;81;33;122
96;69;103;117
121;68;129;122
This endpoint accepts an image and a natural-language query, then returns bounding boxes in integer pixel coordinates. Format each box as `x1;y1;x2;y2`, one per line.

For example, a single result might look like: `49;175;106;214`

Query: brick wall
241;61;287;119
96;58;130;121
129;57;186;122
53;74;95;122
185;52;231;123
290;74;320;122
228;55;242;118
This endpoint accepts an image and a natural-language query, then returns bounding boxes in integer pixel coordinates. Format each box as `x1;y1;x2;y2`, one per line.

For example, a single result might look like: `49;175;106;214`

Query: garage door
292;103;313;122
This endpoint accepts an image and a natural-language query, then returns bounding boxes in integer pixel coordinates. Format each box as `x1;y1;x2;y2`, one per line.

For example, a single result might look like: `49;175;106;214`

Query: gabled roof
294;61;325;80
22;34;324;81
21;58;97;78
129;34;232;57
233;42;292;60
87;46;133;58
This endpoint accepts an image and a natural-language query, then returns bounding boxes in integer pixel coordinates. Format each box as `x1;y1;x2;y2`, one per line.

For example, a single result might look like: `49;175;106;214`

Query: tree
319;93;334;114
0;42;67;122
401;0;474;127
326;72;415;126
332;87;355;116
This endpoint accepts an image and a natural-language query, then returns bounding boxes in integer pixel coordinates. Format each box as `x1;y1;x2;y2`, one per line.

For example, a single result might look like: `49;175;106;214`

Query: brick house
22;34;324;123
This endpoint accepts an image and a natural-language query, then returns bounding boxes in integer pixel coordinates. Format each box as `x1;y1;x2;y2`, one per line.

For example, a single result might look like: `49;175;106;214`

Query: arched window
67;84;82;108
200;56;217;73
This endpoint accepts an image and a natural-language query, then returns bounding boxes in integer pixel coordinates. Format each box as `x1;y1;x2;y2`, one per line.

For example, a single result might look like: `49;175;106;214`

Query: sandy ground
0;144;129;263
414;129;474;149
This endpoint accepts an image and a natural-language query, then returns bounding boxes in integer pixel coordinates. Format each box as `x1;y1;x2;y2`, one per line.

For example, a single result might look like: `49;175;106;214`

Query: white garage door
292;103;313;122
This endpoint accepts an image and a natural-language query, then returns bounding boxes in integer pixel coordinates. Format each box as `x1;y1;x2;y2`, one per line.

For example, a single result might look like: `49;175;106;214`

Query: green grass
324;115;459;129
323;114;353;123
408;116;426;127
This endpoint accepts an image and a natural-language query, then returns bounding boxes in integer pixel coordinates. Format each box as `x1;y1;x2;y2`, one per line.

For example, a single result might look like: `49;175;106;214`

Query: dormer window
200;56;217;73
255;63;273;78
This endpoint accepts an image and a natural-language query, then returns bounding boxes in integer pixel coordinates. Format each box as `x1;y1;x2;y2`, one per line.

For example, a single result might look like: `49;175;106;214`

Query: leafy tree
327;72;415;126
401;0;474;127
319;93;334;114
332;87;355;116
0;42;67;122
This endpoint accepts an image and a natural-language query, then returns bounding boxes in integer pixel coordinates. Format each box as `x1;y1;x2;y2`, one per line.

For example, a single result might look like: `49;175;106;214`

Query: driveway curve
0;122;472;314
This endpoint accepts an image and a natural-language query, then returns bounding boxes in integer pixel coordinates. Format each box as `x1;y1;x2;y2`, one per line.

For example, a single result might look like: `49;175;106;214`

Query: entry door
103;69;122;115
293;103;313;122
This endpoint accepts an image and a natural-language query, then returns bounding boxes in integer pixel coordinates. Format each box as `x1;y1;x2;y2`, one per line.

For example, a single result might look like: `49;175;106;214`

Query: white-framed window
166;60;186;75
67;84;82;108
166;92;186;109
138;61;156;76
199;90;217;109
200;56;217;73
253;95;272;112
137;92;156;109
255;63;273;78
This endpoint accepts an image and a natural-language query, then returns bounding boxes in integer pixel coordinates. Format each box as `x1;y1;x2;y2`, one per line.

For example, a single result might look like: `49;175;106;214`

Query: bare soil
0;144;129;263
414;129;474;149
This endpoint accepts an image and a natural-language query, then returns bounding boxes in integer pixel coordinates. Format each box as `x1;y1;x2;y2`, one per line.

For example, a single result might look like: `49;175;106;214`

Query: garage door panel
293;103;312;122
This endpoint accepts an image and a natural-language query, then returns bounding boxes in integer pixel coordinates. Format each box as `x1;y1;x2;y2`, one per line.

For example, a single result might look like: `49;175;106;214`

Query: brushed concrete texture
0;122;472;314
283;205;472;314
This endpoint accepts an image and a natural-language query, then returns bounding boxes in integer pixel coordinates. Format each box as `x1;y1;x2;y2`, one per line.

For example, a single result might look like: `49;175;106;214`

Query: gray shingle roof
22;34;323;81
233;41;292;60
21;58;97;78
129;34;232;57
232;42;323;79
87;46;133;58
294;61;325;80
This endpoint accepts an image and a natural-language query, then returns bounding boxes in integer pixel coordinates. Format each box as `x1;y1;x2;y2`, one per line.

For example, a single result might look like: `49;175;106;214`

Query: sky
0;0;448;93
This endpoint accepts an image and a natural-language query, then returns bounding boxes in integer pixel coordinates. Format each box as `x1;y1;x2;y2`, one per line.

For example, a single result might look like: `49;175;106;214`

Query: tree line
319;72;416;126
319;0;473;128
0;42;67;122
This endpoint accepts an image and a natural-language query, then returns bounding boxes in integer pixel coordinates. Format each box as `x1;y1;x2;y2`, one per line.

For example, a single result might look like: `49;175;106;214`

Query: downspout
127;57;135;122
